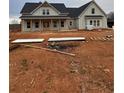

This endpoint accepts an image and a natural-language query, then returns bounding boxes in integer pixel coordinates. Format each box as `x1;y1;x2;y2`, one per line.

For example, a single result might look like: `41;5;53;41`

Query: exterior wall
32;21;39;31
59;20;69;31
50;20;60;31
85;18;103;27
78;2;107;29
21;19;70;32
102;17;107;28
75;19;79;29
32;7;59;16
21;20;31;32
66;19;76;29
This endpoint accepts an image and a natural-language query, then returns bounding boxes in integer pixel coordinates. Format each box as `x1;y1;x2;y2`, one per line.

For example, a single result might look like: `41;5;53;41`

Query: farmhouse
20;0;107;32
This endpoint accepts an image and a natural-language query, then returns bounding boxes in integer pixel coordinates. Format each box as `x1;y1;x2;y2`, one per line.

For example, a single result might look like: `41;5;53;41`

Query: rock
103;69;110;73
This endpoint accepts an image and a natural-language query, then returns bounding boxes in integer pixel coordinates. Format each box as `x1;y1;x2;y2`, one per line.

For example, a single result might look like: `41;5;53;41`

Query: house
20;0;107;32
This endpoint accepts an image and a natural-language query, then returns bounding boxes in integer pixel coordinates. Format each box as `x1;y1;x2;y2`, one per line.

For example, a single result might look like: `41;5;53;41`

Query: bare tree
11;19;18;24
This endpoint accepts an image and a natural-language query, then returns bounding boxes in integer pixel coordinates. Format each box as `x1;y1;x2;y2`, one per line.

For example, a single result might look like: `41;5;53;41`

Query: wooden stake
21;44;76;57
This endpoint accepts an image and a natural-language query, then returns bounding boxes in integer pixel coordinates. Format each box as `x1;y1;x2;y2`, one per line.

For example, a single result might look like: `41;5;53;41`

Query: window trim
43;9;45;15
92;8;95;14
97;20;100;26
94;20;96;26
47;9;50;15
90;20;92;25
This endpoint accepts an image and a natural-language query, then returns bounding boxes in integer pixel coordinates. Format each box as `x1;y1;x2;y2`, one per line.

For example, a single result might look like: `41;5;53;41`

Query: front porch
21;19;69;32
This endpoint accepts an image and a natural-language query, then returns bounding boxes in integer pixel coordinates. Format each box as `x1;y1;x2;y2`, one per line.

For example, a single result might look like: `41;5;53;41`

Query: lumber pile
12;39;45;43
21;44;76;57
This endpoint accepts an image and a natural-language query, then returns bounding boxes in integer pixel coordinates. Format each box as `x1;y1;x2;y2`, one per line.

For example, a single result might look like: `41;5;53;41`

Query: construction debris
47;41;81;50
21;44;76;57
12;39;44;43
103;69;110;74
48;37;85;42
106;35;113;38
89;37;113;41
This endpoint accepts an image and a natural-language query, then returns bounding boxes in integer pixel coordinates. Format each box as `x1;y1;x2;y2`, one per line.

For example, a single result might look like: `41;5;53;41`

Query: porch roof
20;15;71;19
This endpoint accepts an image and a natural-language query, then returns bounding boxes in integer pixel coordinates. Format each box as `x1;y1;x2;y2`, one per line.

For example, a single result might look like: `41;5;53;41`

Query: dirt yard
9;29;114;93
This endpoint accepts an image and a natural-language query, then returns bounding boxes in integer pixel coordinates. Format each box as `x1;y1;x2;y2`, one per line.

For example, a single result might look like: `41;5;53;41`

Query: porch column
65;20;68;30
30;19;33;31
40;20;42;32
21;19;24;32
42;20;43;31
58;19;61;31
51;19;52;30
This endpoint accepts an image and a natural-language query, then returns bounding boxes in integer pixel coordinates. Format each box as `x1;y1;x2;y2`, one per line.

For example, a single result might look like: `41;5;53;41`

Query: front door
43;21;50;31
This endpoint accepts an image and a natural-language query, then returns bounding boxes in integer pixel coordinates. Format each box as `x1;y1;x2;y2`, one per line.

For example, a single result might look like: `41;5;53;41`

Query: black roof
20;2;68;14
67;8;79;18
20;3;41;14
51;3;68;13
20;1;92;18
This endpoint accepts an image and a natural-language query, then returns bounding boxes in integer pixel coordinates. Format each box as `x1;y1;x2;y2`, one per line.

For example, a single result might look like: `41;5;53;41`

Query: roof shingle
20;1;92;18
67;1;92;18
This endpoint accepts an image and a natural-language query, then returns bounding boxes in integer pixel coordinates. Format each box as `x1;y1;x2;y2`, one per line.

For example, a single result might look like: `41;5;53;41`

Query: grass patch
79;67;87;75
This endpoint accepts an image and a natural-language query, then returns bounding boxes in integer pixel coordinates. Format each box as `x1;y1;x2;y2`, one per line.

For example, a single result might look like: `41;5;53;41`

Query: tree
107;12;114;20
10;19;19;24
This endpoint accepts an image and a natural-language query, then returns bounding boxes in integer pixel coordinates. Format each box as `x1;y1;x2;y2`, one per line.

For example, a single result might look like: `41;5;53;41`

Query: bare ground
10;29;114;93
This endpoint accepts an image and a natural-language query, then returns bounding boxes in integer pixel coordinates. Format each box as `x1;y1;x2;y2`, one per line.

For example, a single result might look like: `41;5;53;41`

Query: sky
9;0;114;24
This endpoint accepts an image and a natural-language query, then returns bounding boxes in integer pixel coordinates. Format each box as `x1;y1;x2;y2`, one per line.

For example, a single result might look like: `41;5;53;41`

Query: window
35;22;39;28
94;20;96;26
61;21;64;27
47;9;49;15
90;20;92;25
53;21;57;27
70;21;72;26
92;8;95;14
43;9;45;15
43;9;49;15
27;21;30;28
97;20;100;26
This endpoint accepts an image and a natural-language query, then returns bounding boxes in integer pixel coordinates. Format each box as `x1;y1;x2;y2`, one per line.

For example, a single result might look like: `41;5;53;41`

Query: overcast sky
9;0;114;23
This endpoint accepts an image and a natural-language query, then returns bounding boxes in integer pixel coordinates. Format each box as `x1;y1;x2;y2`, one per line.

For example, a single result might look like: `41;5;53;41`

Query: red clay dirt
10;29;114;93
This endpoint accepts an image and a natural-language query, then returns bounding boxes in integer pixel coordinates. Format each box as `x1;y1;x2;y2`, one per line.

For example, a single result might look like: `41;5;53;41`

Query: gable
32;6;59;16
67;1;92;18
79;1;106;18
20;1;107;18
20;2;68;14
31;1;60;16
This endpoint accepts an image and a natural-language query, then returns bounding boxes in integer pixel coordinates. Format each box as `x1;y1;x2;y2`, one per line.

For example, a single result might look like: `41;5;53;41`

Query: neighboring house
20;0;107;32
